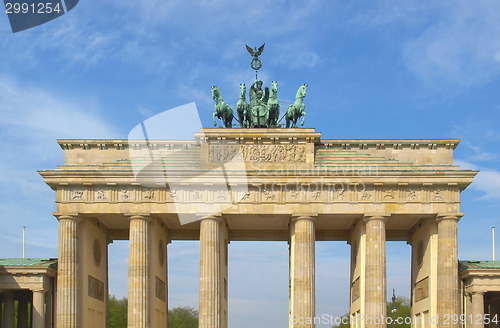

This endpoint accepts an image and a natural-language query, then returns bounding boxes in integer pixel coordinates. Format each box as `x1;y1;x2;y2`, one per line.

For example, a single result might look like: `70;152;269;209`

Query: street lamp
391;288;397;313
391;288;397;328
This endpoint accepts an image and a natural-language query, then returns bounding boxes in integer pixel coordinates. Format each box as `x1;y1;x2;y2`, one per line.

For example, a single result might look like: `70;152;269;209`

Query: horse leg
213;112;217;126
292;113;298;128
237;108;243;127
244;108;248;128
301;111;306;126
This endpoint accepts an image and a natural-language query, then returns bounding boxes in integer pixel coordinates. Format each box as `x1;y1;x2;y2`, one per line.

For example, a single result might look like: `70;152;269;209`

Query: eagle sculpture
246;43;265;58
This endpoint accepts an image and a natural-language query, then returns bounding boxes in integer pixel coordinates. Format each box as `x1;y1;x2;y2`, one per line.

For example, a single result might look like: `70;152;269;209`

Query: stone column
33;290;46;328
465;293;473;328
471;292;485;328
128;215;151;328
364;216;387;328
3;292;14;328
46;286;53;328
56;215;80;328
199;216;223;328
18;298;29;328
291;216;316;328
436;215;461;328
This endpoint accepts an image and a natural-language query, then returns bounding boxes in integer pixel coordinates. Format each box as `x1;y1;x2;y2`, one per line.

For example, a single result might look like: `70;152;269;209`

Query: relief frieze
209;144;306;163
95;190;108;201
119;188;133;201
143;189;156;201
60;184;452;205
71;189;85;201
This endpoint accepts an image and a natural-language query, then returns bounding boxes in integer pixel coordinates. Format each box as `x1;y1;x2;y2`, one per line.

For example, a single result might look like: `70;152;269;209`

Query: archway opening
386;241;412;312
228;241;289;328
316;241;351;328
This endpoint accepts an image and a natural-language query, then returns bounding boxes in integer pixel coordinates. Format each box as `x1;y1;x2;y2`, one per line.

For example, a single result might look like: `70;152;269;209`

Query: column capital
126;214;151;222
436;213;463;222
31;288;47;293
471;291;485;296
291;214;318;222
54;213;81;222
363;213;390;222
198;214;223;222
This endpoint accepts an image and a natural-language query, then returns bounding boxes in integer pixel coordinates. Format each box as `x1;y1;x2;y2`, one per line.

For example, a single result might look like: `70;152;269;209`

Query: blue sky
1;1;500;327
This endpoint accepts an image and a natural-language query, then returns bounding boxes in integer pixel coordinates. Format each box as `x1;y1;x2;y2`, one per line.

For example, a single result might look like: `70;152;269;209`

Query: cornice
56;138;461;150
319;139;460;150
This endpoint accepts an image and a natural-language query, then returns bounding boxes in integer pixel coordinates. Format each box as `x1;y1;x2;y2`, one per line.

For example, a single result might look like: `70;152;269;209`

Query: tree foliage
107;295;198;328
168;306;199;328
387;296;411;328
108;295;128;328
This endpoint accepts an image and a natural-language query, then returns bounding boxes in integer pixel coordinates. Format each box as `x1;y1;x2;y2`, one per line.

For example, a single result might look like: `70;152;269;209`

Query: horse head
295;84;307;99
211;86;220;100
271;81;278;94
239;83;246;97
300;84;307;97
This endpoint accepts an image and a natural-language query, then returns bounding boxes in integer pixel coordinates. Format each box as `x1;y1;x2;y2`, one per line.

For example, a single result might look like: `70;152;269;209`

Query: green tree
332;313;351;328
108;297;198;328
168;306;199;328
108;295;128;328
387;296;411;328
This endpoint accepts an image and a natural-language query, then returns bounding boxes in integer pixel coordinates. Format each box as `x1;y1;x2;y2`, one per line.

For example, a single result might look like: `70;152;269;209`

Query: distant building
460;260;500;328
0;258;57;328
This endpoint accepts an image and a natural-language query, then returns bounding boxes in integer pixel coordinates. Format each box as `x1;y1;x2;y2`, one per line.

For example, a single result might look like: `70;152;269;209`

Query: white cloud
0;76;118;257
349;1;436;28
455;160;500;200
401;0;500;89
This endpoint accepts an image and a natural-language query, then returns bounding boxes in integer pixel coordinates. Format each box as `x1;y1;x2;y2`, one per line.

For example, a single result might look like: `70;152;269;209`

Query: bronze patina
212;44;307;128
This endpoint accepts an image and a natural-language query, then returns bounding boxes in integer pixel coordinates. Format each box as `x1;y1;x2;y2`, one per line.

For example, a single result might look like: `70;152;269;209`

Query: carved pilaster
33;290;46;328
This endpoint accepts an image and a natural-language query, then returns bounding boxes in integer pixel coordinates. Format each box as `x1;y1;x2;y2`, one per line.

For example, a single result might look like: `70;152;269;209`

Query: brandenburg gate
40;128;476;328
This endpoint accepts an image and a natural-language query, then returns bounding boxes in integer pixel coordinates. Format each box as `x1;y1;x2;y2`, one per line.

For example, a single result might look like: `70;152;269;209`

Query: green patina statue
236;83;251;127
267;81;280;127
249;80;270;128
212;86;234;128
285;84;307;128
211;44;308;128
